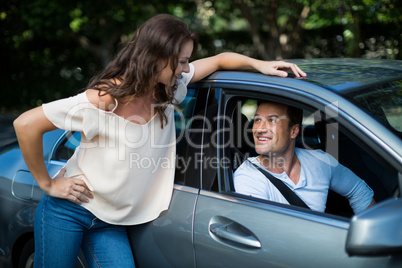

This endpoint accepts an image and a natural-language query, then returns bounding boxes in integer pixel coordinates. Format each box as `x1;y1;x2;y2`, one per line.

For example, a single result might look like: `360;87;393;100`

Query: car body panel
128;185;198;267
193;191;401;268
205;58;402;93
0;129;79;267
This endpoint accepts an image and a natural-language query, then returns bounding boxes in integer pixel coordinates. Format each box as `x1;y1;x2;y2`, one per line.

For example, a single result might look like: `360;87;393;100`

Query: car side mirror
346;198;402;256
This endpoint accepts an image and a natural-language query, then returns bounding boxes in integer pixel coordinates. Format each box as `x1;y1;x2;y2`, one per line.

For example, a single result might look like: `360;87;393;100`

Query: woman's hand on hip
46;168;94;205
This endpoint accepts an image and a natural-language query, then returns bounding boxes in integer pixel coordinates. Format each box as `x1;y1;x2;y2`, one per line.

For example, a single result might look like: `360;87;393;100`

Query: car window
347;79;402;135
174;88;200;185
220;96;399;218
177;87;220;189
53;131;81;162
174;88;198;139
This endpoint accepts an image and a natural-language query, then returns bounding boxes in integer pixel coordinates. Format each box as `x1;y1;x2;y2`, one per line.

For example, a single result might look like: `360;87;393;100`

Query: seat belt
247;160;311;210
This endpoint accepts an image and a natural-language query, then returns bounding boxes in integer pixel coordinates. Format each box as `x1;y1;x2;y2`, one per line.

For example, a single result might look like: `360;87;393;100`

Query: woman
14;14;306;267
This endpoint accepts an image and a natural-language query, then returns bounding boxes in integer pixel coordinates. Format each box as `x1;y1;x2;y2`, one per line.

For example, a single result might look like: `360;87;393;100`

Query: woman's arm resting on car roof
190;52;306;83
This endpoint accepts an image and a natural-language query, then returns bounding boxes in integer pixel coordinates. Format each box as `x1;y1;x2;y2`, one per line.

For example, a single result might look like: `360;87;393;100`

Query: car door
128;87;211;267
192;85;402;267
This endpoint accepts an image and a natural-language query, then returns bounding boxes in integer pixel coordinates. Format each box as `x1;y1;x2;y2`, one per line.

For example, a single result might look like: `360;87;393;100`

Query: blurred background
1;0;401;114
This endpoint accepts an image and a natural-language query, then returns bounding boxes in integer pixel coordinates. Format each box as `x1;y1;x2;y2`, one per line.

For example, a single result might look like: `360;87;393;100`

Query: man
234;101;375;213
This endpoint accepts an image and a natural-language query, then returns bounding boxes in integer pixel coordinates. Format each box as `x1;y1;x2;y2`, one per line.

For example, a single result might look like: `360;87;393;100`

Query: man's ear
290;124;300;139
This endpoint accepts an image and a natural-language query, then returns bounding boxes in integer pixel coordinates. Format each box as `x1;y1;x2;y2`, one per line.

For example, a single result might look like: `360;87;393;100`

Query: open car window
220;96;399;218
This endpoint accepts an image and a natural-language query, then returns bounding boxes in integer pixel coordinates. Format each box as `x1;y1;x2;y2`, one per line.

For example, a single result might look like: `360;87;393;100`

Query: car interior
225;97;399;218
174;89;399;219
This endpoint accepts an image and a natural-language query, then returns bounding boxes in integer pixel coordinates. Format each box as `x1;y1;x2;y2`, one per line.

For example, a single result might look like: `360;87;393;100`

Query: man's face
252;102;299;156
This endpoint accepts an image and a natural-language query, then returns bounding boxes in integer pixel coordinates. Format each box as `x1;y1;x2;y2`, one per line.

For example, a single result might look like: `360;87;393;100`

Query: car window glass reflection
349;79;402;135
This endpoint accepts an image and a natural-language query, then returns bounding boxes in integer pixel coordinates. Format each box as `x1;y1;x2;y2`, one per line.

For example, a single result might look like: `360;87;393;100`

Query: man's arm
329;158;375;214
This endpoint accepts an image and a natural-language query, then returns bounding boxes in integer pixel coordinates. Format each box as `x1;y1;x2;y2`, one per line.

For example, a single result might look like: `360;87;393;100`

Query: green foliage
1;0;183;112
1;0;401;113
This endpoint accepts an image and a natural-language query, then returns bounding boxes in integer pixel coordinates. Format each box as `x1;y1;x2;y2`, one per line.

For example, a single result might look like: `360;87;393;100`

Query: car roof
196;58;402;163
202;58;402;95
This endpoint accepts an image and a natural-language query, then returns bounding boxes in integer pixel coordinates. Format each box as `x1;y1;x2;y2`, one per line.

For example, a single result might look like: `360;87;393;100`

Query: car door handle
210;222;261;249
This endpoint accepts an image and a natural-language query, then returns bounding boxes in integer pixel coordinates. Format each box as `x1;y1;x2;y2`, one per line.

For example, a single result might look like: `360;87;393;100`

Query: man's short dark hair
287;105;303;127
256;100;303;127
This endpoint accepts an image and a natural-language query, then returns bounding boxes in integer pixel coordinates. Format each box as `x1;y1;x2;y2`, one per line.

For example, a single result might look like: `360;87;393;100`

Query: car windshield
346;79;402;135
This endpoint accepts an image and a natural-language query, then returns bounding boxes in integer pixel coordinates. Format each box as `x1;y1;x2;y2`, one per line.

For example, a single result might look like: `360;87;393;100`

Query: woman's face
158;40;193;86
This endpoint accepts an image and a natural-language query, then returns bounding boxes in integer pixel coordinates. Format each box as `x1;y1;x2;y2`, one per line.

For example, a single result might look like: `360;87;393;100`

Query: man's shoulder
235;157;258;169
234;157;260;177
296;148;339;167
296;147;325;156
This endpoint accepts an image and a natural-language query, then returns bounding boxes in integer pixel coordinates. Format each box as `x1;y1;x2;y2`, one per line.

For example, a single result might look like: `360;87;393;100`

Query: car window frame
214;84;400;219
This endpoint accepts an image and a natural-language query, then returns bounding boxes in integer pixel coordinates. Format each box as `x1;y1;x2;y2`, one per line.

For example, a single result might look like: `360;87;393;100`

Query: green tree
1;0;400;113
303;0;402;59
198;0;401;60
1;0;196;112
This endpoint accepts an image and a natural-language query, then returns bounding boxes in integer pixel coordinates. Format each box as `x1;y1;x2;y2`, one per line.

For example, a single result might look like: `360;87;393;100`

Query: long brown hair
86;14;198;127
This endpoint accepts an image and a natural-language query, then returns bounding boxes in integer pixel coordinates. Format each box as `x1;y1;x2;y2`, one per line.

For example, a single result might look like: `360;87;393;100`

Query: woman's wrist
35;175;53;193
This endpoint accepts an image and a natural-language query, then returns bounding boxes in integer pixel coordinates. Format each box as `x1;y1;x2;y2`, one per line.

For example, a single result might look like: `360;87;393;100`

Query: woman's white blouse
42;64;195;225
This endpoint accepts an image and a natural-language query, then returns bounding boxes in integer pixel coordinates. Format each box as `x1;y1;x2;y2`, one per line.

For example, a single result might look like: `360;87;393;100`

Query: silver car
1;58;401;267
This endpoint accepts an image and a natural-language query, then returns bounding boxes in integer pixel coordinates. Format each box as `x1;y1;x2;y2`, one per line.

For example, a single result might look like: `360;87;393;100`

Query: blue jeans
34;195;135;268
